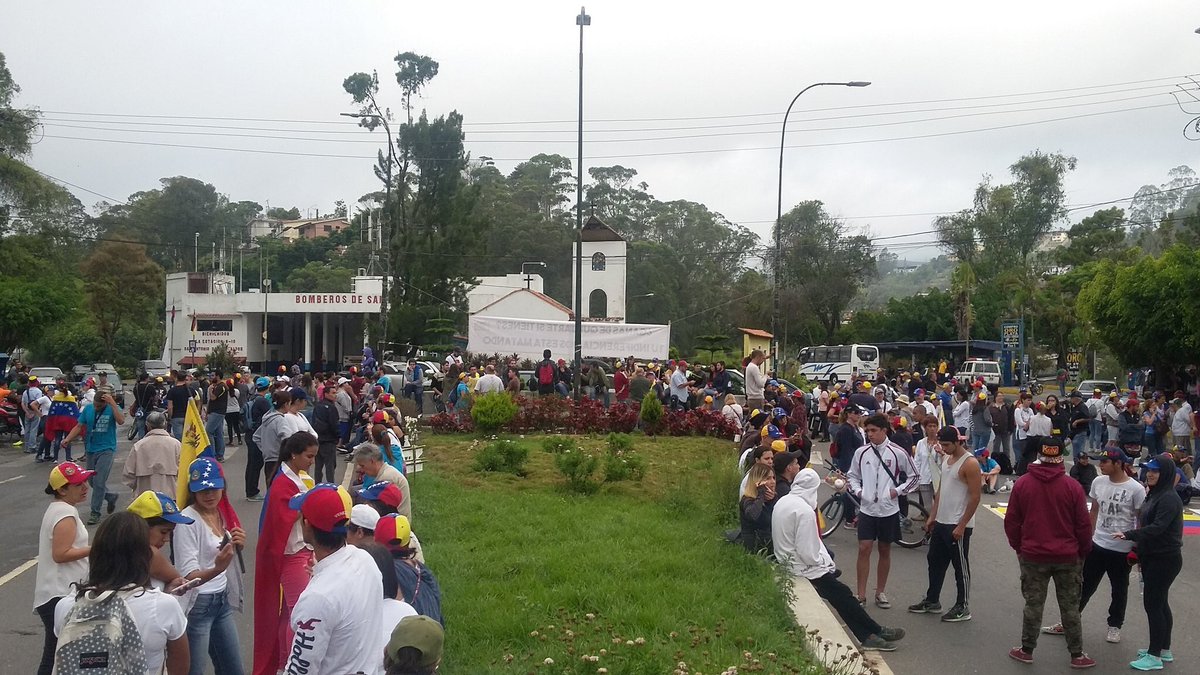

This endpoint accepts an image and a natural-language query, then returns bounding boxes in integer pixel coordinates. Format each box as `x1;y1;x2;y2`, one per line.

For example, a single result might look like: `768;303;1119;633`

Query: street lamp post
342;111;395;363
573;6;591;403
772;81;871;375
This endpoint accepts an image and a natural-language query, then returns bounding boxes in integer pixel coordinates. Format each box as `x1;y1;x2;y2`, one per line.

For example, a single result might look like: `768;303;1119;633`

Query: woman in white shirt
175;457;247;675
912;418;942;512
952;392;972;432
34;461;93;675
721;394;744;427
54;512;188;675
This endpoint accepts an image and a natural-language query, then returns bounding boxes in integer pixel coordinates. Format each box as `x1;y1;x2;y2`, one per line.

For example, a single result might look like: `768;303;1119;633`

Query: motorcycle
0;397;22;441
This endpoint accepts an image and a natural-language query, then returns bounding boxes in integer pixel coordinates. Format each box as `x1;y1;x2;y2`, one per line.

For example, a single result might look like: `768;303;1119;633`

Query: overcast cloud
3;0;1198;261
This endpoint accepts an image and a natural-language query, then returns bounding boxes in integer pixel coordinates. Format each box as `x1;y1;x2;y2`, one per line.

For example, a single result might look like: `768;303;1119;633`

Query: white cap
350;503;380;531
338;377;350;385
277;375;290;383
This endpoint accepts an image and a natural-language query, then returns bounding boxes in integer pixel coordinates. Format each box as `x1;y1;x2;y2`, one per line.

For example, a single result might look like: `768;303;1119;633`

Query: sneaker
999;484;1011;492
86;512;101;526
860;635;898;652
1008;647;1034;664
907;599;942;614
13;440;23;447
1129;654;1163;671
247;494;265;502
1136;649;1173;663
1105;627;1121;643
1070;654;1096;669
856;596;866;606
105;493;118;514
1041;623;1065;635
843;519;858;531
875;592;892;609
941;603;972;622
877;627;905;642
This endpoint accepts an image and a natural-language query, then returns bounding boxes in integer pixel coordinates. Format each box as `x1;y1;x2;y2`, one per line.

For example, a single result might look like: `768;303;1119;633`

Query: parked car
28;366;65;382
137;359;171;378
82;371;126;408
1078;379;1119;395
71;364;92;381
955;359;1002;387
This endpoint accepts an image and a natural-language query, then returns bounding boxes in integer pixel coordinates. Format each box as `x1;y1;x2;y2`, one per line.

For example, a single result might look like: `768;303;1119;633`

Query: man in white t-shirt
1084;389;1106;451
745;349;767;412
1168;397;1194;455
474;365;505;395
1041;447;1144;644
286;484;385;675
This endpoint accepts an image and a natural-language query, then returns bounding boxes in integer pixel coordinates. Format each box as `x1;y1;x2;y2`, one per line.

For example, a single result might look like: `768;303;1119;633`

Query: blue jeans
171;417;184;440
24;415;40;450
970;432;991;454
1088;419;1103;450
133;412;147;440
85;450;117;516
205;412;226;459
186;590;244;675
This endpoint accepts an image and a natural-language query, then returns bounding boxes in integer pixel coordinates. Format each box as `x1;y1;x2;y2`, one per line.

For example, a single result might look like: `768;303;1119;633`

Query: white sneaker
1106;626;1121;643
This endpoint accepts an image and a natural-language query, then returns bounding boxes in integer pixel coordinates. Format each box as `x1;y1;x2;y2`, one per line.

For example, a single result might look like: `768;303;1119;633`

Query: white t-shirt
1170;402;1193;437
287;545;384;675
745;362;766;398
174;506;228;594
34;501;89;609
55;588;187;675
380;598;418;647
279;412;316;438
1090;475;1146;553
721;404;743;426
34;394;52;418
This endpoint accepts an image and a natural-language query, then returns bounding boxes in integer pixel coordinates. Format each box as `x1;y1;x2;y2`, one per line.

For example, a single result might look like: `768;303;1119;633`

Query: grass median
411;433;821;673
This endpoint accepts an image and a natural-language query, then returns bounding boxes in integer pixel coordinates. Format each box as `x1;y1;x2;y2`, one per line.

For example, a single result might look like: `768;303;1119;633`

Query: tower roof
581;215;625;242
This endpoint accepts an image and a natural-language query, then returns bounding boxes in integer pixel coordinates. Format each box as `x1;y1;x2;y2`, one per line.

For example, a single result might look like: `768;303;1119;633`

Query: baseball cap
765;424;784;439
1089;447;1128;463
772;407;787;419
350;503;380;531
128;491;195;525
845;404;866;415
371;410;389;425
976;391;987;400
361;481;405;508
373;513;412;550
289;386;308;401
973;447;990;458
936;426;963;442
791;389;804;398
385;615;444;670
704;395;713;404
1093;388;1101;394
1108;391;1119;398
1141;457;1162;471
256;376;270;389
289;484;353;533
772;450;800;473
1069;390;1082;399
187;457;226;492
278;375;291;384
337;377;349;385
48;461;95;491
766;379;778;387
914;388;926;396
1038;439;1065;463
769;439;787;453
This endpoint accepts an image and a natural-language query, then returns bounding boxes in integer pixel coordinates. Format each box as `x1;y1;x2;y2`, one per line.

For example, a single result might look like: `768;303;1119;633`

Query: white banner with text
468;315;670;360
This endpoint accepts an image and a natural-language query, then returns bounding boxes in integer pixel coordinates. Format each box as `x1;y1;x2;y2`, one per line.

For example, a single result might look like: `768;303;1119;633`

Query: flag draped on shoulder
177;399;241;531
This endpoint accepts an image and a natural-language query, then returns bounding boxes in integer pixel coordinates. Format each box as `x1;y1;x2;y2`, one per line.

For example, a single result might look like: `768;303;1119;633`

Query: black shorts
856;512;901;544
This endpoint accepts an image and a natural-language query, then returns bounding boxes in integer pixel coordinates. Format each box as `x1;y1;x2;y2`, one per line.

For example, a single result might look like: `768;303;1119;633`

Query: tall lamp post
342;111;395;362
573;6;591;402
772;81;871;374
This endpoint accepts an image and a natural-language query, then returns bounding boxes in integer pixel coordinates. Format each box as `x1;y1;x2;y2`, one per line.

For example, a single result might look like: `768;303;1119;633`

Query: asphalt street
811;444;1200;675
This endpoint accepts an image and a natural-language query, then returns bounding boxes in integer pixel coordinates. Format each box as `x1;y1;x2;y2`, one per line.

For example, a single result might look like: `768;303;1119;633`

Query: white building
572;215;627;321
164;271;382;371
473;288;573;322
467;273;545;315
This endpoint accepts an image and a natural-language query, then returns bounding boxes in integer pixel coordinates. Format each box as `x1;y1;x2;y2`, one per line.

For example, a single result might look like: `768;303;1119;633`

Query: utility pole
573;6;591;402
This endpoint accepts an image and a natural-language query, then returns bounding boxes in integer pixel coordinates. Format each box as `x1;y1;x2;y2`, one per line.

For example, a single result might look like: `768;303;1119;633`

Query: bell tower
572;215;627;321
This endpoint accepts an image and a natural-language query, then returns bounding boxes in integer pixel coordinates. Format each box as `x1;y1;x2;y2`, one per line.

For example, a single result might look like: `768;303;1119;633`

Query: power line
34;72;1197;128
39;101;1178;162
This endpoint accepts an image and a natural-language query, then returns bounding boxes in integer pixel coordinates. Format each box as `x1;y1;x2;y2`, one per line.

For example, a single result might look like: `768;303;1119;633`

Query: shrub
606;432;634;453
601;433;646;483
554;448;600;494
541;436;578;454
429;412;474;434
472;438;529;476
470;392;519;434
639;392;664;434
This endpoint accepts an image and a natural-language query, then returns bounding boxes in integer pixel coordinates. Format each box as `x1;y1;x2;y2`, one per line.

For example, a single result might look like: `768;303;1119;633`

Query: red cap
371;411;388;425
288;484;353;533
373;514;412;550
361;481;404;509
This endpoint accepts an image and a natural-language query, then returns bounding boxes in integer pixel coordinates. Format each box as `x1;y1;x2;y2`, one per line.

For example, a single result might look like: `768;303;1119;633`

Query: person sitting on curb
772;467;906;652
976;447;1001;494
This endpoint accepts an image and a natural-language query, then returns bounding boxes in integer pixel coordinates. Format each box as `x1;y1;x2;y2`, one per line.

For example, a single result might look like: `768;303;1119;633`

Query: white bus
797;344;880;383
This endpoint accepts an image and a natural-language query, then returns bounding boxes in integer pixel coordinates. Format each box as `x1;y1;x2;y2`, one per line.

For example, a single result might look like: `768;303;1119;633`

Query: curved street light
772;81;871;373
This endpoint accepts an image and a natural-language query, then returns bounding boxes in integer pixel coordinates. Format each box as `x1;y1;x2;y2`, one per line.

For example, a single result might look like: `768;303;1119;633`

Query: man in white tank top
908;426;981;623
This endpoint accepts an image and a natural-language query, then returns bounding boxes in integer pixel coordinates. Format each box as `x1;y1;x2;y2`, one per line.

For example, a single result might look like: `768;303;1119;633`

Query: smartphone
219;532;232;549
171;578;203;596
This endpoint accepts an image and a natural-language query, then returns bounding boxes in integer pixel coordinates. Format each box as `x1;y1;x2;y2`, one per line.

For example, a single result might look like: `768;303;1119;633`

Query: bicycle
816;459;930;549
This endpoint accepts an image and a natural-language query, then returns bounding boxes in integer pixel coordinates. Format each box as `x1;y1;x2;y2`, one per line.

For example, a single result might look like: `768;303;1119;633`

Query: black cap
845;404;866;415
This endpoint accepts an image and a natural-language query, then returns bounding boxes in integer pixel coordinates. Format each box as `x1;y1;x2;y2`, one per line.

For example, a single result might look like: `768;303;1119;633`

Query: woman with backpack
34;461;94;675
53;512;189;675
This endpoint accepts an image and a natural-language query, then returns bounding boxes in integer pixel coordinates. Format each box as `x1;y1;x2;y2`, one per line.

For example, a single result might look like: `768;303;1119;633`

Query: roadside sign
1066;350;1083;376
1001;321;1021;350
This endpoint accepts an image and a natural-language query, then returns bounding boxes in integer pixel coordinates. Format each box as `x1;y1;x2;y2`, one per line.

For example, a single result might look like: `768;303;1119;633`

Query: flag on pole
178;399;242;532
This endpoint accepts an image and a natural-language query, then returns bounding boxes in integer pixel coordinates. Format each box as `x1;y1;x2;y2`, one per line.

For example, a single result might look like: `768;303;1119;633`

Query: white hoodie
771;468;836;580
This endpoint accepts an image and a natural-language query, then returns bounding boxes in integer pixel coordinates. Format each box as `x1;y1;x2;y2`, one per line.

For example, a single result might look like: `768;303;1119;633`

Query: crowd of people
15;362;445;675
730;366;1187;671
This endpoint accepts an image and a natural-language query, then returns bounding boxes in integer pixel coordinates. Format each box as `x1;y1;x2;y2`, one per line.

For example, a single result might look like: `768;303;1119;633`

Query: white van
955;359;1001;386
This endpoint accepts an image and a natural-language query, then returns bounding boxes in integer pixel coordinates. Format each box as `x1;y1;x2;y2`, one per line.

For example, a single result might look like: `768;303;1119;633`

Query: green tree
266;206;301;220
282;261;355;293
80;241;164;358
1056;207;1129;267
775;200;876;342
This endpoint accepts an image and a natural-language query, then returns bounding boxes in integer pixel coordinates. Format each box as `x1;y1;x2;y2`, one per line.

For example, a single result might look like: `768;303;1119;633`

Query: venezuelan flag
177;399;242;531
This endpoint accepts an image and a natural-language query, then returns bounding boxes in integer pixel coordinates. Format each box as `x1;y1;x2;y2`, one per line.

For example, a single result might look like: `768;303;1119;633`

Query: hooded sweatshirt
1004;461;1092;563
1123;454;1184;557
771;469;836;580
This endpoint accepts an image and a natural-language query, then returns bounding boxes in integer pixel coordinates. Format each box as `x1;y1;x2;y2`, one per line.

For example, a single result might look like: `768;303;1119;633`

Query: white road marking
0;474;25;485
0;559;37;588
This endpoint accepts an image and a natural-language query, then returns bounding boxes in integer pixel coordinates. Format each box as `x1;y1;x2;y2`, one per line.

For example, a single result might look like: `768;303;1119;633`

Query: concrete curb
788;577;896;675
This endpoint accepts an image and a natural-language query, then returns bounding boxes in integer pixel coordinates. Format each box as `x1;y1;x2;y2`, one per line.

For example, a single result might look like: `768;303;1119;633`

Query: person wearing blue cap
175;457;247;675
1114;454;1183;670
243;376;272;502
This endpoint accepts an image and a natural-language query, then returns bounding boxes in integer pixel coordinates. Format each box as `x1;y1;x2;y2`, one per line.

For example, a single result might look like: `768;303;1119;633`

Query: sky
3;0;1199;262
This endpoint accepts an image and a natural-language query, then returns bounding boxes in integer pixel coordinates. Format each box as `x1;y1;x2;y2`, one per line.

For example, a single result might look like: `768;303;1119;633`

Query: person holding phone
61;384;125;525
175;457;247;675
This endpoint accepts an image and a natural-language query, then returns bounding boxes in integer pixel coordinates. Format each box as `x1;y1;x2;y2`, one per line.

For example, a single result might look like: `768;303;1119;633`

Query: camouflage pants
1019;559;1083;655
